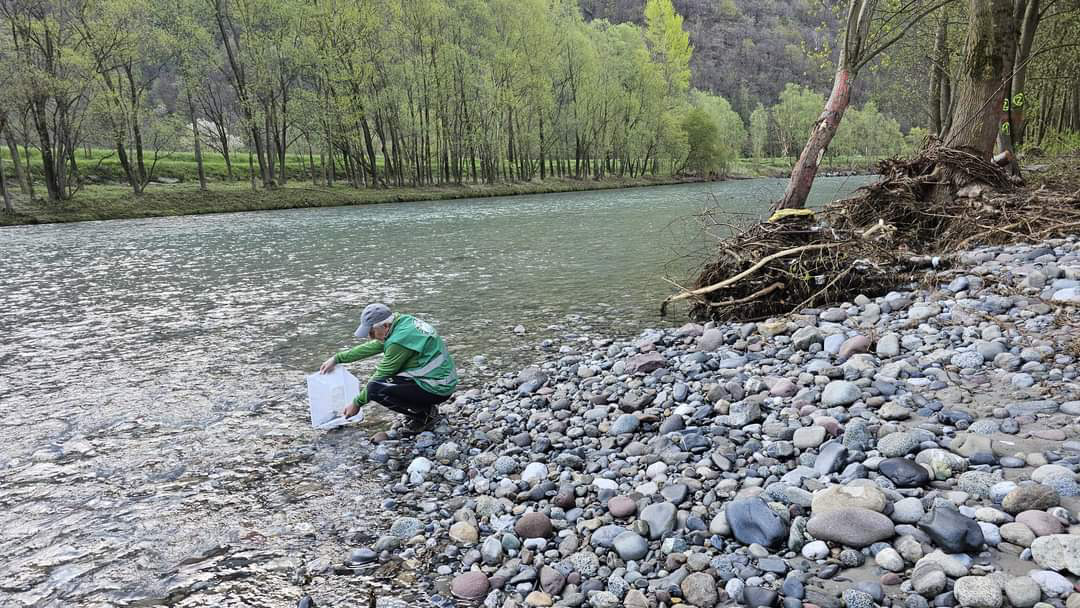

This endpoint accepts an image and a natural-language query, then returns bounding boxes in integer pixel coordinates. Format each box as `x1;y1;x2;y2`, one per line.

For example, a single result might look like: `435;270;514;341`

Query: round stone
878;432;920;457
610;413;640;435
892;497;925;524
1004;576;1042;608
822;381;861;407
607;495;637;518
525;591;553;607
844;588;876;608
451;571;490;600
639;502;678;540
521;462;548;483
811;484;887;514
1000;522;1036;547
794;426;828;449
806;508;895;548
389;517;423;539
726;497;788;548
954;576;1003;608
1003;485;1060;514
951;351;985;370
802;540;829;560
680;572;718;607
515;512;553;539
1030;534;1080;576
1016;511;1064;537
875;547;905;572
1029;570;1072;597
449;521;479;544
879;457;931;488
918;507;984;554
613;531;649;561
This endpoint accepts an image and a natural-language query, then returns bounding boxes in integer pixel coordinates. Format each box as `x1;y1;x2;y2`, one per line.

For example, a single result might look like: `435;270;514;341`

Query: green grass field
0;175;712;226
0;145;886;226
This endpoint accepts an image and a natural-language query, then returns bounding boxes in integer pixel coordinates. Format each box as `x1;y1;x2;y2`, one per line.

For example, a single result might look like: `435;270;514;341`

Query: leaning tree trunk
774;68;854;210
774;0;874;211
946;0;1018;159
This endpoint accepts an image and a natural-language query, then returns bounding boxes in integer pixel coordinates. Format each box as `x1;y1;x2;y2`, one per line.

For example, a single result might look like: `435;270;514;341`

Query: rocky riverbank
334;236;1080;608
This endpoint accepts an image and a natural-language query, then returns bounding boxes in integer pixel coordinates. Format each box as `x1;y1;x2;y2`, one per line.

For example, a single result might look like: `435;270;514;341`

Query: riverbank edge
346;235;1080;608
0;175;712;227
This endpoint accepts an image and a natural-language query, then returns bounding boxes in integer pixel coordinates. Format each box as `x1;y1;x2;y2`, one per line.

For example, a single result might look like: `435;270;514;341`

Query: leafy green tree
681;107;720;175
644;0;692;101
772;83;823;158
689;89;745;175
749;104;768;159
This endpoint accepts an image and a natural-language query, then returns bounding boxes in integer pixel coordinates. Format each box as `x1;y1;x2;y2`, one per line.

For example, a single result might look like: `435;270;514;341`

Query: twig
791;264;857;312
708;282;786;308
661;242;846;309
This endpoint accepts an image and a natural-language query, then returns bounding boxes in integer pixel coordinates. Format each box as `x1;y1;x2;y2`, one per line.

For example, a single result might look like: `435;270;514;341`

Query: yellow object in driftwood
767;208;816;223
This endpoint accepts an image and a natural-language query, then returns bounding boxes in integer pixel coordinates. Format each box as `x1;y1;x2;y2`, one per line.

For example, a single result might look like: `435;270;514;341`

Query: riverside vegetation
0;0;982;223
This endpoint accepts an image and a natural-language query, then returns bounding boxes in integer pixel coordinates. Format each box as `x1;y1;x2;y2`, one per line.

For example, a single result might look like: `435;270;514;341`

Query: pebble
335;238;1080;608
879;457;931;487
806;508;895;548
726;497;788;548
954;576;1003;608
1030;534;1080;575
919;507;985;554
1004;576;1042;608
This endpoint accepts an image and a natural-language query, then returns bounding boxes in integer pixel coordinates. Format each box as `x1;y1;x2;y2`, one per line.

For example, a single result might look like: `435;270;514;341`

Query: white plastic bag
306;367;364;429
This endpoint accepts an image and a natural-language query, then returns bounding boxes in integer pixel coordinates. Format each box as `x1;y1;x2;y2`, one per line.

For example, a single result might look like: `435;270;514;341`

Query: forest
0;0;1078;210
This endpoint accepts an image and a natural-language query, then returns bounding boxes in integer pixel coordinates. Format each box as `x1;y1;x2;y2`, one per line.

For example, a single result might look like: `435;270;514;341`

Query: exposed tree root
666;141;1080;322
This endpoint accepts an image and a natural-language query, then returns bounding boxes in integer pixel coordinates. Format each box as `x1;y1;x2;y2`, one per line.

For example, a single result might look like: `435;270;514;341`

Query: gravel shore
338;237;1080;608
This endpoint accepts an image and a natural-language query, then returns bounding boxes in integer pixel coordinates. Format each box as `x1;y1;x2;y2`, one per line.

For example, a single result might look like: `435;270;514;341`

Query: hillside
580;0;838;120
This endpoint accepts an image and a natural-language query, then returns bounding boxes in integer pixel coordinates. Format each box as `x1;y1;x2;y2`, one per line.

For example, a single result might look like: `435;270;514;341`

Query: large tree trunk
774;0;881;210
775;68;854;210
946;0;1018;159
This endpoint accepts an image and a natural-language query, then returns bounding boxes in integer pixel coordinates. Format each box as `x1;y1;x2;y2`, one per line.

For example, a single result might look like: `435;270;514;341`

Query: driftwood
666;140;1080;322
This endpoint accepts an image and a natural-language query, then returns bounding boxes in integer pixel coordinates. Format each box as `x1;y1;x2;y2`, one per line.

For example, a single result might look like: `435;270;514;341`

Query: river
0;177;868;607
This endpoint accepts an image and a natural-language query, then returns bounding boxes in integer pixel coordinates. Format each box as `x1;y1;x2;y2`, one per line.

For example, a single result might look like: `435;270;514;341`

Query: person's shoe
402;411;440;435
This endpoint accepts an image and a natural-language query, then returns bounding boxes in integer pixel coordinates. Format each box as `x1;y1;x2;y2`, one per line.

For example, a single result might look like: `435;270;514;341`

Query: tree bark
774;0;878;210
188;92;208;191
929;16;948;135
946;0;1017;159
0;116;11;213
1008;0;1039;147
774;66;854;210
3;123;28;195
30;100;62;202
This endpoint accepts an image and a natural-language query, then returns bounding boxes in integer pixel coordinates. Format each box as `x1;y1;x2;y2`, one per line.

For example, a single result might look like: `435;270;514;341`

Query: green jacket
334;313;458;406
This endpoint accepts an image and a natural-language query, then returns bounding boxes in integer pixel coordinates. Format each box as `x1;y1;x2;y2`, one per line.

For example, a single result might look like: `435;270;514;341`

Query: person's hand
319;357;336;374
343;403;360;418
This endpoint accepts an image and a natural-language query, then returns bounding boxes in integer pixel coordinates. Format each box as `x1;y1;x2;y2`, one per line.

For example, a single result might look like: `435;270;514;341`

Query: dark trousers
367;376;451;420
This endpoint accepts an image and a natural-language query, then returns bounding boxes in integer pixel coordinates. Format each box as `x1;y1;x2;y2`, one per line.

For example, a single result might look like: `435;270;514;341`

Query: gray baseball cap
354;302;393;338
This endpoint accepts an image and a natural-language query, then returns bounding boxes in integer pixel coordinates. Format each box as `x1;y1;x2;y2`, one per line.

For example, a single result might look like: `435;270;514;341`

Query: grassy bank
0;176;708;226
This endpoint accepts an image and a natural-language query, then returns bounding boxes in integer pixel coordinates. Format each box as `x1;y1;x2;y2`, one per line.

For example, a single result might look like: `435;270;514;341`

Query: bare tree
775;0;956;210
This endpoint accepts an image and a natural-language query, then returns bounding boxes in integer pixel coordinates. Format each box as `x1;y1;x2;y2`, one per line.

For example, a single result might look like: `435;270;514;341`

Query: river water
0;177;866;607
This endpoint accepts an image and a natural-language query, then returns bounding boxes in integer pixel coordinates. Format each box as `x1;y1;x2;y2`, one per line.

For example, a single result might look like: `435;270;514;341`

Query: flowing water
0;177;867;607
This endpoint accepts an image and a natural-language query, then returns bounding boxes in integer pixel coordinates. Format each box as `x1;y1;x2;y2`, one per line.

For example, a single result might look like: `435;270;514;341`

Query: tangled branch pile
665;140;1080;322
